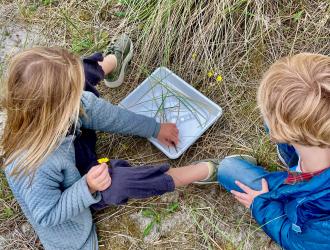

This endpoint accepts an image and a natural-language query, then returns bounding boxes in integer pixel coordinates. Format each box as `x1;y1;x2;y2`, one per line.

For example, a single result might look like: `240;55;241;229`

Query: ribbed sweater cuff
80;175;102;206
152;122;161;138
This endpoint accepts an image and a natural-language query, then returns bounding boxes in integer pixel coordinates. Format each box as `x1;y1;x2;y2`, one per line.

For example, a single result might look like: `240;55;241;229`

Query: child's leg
82;52;105;97
98;54;117;75
74;53;116;176
82;34;132;95
74;53;106;176
75;47;125;175
217;156;269;192
82;53;117;96
92;160;211;210
166;162;209;187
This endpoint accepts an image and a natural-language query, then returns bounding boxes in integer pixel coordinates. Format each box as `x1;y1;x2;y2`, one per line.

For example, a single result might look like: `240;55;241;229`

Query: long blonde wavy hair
1;47;84;178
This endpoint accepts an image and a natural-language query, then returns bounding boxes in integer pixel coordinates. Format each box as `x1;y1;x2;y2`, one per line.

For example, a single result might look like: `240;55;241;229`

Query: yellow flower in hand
97;157;109;164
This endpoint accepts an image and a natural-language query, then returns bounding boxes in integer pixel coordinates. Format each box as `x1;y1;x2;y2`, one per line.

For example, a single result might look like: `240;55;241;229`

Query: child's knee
218;157;244;178
217;156;268;192
217;157;246;191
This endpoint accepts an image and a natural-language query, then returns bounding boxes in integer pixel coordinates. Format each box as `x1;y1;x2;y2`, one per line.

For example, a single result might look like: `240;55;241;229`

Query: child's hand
86;163;112;194
157;123;179;147
230;178;269;208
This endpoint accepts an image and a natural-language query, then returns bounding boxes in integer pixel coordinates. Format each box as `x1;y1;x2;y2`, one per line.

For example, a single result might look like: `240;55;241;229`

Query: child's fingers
235;181;253;194
234;196;247;207
233;195;250;208
166;138;176;147
98;178;111;191
171;131;178;138
162;139;172;147
231;190;248;200
90;163;108;178
95;169;110;183
170;134;179;145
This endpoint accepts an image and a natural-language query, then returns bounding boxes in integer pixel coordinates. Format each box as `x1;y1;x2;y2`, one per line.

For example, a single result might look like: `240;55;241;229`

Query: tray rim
119;66;223;159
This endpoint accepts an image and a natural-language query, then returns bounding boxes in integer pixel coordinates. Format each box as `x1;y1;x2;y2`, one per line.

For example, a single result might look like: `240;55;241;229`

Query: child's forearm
80;91;160;138
166;163;209;187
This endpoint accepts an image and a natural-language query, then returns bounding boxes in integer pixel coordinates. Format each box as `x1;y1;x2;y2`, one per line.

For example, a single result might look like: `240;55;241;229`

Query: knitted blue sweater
5;91;160;250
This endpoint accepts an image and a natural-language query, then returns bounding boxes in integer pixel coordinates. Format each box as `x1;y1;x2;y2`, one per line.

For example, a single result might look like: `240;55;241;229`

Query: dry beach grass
0;0;329;249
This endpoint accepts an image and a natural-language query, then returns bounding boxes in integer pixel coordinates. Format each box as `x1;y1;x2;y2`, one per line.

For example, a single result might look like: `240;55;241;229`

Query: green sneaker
225;154;257;165
192;159;219;185
104;34;133;88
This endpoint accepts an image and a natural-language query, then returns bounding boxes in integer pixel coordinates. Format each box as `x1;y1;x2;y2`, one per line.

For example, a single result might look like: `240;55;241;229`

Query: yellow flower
97;157;109;164
207;70;214;78
216;75;223;82
192;53;197;60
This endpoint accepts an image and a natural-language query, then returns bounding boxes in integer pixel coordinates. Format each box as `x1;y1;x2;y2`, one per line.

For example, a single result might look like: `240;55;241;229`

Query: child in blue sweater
218;53;330;249
1;36;218;249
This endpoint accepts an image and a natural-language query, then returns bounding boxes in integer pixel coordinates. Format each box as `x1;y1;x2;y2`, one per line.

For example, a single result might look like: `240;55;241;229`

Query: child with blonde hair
1;35;218;249
217;53;330;249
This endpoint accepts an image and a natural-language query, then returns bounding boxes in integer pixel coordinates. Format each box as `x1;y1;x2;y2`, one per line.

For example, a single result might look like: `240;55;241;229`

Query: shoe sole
104;39;134;88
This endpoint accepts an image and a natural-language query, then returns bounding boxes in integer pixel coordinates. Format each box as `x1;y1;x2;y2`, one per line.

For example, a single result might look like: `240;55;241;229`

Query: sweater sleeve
80;91;160;138
24;167;101;227
251;195;326;250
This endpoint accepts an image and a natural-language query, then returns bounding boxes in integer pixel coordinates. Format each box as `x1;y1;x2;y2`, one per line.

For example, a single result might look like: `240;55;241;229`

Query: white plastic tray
119;67;222;159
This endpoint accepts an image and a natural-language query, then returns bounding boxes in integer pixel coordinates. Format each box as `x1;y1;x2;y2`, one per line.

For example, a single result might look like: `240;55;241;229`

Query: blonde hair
258;53;330;147
1;47;84;178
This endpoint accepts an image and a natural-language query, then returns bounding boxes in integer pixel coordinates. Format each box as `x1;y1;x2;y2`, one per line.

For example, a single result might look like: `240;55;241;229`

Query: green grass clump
142;202;179;237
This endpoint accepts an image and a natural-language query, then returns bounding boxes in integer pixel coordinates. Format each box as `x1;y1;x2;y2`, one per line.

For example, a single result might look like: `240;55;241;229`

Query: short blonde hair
258;53;330;147
1;47;84;178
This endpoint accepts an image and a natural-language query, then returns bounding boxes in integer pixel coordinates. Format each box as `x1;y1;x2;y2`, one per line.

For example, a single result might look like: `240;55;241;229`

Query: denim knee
217;157;268;192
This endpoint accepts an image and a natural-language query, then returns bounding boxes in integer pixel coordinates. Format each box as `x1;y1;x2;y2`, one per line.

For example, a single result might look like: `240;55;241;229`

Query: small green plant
141;202;179;237
0;171;15;220
71;35;94;53
3;207;13;218
114;11;126;18
293;10;304;22
41;0;55;5
61;11;109;54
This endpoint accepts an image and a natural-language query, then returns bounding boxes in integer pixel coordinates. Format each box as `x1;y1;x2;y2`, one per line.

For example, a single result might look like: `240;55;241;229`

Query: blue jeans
217;143;298;192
